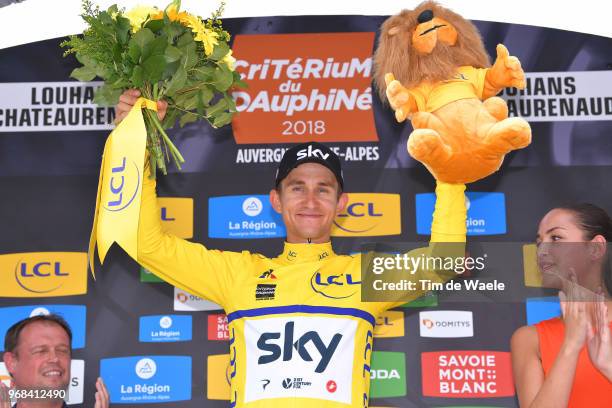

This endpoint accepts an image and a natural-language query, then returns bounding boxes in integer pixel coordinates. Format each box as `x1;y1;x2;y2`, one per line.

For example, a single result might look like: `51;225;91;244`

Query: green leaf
70;66;97;82
212;111;233;128
163;21;185;42
164;45;182;63
131;65;144;87
144;19;164;33
115;16;131;44
177;31;194;47
199;87;214;105
93;84;122;106
128;41;141;63
142;54;167;83
133;28;155;51
179;112;198;127
209;41;230;61
206;98;229;117
233;71;248;88
212;64;233;91
142;34;167;61
164;66;187;97
180;41;197;70
173;90;199;110
191;66;214;82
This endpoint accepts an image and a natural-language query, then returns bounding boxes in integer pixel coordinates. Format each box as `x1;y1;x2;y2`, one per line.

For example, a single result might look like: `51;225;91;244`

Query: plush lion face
373;1;491;101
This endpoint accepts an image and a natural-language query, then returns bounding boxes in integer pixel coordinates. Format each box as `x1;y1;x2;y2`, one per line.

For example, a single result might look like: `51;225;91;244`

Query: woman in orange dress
511;203;612;407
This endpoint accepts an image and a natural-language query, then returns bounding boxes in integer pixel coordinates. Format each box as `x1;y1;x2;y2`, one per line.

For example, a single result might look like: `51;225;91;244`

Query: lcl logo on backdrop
157;197;194;239
373;310;405;338
331;193;401;237
0;252;87;297
231;32;378;144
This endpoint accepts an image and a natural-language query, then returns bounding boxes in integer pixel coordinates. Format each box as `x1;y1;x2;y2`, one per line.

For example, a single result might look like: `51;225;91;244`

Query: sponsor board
332;193;401;237
231;32;377;144
400;292;438;308
0;252;87;298
369;351;407;398
416;193;506;236
525;297;561;325
157;197;193;239
421;351;514;397
173;287;221;311
208;314;229;341
0;305;86;351
419;311;474;338
500;71;612;122
374;310;405;338
100;356;191;404
0;81;114;132
206;354;230;400
208;195;286;239
139;267;164;283
139;315;192;342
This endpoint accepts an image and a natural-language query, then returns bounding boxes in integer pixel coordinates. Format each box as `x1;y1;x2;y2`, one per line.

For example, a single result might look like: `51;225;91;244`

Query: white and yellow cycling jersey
137;169;466;407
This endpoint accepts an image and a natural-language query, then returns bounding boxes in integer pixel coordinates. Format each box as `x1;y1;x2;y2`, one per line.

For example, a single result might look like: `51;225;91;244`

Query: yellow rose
125;5;159;32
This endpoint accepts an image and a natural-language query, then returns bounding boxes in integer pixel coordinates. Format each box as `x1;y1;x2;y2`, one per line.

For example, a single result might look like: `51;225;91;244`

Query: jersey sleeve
372;182;467;311
469;66;489;100
137;164;248;308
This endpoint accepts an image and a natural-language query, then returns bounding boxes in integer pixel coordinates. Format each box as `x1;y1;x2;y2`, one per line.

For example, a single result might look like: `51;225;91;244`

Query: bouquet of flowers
62;0;245;177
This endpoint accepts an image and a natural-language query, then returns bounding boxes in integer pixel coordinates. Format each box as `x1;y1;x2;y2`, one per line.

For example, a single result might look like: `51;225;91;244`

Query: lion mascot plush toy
373;1;531;184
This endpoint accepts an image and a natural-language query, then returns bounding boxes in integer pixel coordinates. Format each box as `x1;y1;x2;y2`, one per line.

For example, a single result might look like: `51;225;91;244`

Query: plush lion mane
373;1;491;102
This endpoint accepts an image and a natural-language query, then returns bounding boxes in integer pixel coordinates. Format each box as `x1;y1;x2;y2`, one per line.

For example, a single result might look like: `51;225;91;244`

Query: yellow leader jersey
408;66;488;112
137;170;466;407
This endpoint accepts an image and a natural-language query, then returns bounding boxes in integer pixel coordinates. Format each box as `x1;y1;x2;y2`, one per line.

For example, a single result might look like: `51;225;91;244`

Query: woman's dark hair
557;203;612;296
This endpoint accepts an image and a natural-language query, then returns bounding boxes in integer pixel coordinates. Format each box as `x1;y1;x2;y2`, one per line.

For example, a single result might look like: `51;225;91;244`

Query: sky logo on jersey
173;287;221;311
526;297;561;325
331;193;401;237
0;252;87;297
421;351;514;398
139;315;192;343
369;351;407;398
209;195;286;239
101;356;191;404
157;197;193;239
0;305;86;351
374;310;405;338
419;311;474;338
208;314;229;341
416;192;506;236
244;316;356;404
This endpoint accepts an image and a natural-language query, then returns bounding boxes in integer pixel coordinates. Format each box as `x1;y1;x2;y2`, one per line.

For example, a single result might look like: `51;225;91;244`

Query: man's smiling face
270;162;347;243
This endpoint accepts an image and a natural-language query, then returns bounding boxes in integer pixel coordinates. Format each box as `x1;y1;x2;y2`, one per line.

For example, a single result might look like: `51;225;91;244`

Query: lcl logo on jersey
102;157;140;212
257;322;341;373
310;270;361;299
332;193;401;237
0;252;87;297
